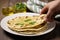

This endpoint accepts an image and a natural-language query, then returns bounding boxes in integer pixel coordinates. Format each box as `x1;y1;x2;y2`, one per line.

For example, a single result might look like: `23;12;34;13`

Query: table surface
0;0;60;40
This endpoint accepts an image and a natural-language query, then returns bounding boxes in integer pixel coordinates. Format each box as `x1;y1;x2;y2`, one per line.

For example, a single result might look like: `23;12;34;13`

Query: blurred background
0;0;27;21
0;0;60;40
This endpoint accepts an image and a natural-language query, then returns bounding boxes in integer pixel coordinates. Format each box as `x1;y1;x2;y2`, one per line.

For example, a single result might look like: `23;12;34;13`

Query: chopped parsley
25;19;31;22
29;21;36;25
15;23;24;25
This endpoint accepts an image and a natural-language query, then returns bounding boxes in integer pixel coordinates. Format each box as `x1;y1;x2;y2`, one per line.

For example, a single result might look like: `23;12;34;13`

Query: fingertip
44;16;54;22
40;6;48;14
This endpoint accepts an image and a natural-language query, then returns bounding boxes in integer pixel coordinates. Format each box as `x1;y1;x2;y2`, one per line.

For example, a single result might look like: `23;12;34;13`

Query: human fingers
40;6;48;14
45;8;54;22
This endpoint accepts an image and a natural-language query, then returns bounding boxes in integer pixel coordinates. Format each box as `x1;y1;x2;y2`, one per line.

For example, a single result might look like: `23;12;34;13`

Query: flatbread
7;14;47;34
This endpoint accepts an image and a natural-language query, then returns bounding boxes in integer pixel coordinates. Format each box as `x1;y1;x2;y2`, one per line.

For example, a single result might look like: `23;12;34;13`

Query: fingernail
44;17;51;22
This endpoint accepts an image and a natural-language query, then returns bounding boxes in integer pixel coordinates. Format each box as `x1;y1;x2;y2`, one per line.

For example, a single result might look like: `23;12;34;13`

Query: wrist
54;0;60;3
55;0;60;1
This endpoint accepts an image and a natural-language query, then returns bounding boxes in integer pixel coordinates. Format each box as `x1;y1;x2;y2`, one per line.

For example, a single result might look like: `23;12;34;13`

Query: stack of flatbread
7;14;48;34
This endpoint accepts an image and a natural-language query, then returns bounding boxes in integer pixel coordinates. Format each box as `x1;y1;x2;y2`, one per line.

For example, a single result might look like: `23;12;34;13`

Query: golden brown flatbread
7;14;47;34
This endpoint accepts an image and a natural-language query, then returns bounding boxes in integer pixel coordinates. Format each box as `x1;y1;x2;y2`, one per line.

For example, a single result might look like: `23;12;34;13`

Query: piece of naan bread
7;14;47;34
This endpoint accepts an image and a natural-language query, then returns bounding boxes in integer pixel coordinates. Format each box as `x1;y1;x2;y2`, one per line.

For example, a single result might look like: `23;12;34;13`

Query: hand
40;0;60;22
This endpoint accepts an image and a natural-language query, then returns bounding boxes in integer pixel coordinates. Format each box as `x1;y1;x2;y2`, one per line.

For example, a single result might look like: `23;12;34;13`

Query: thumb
40;6;48;14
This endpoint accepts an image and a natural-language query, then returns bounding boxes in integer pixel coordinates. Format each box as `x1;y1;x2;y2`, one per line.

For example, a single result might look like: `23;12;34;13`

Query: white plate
0;13;56;36
26;0;47;13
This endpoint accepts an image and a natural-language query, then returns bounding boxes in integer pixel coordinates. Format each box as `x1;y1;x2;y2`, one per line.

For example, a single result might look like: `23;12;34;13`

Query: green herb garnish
25;19;31;22
29;21;36;25
15;3;26;10
15;23;24;25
